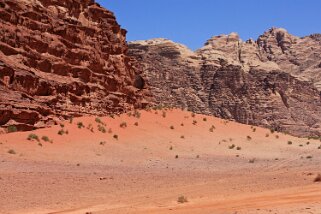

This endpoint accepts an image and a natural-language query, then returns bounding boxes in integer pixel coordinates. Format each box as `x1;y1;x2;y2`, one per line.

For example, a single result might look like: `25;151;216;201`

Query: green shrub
98;125;106;133
7;125;17;133
113;134;118;140
42;136;50;142
170;125;174;130
95;117;102;124
247;136;252;141
27;133;39;142
134;110;141;118
287;141;292;145
134;122;139;126
77;122;84;129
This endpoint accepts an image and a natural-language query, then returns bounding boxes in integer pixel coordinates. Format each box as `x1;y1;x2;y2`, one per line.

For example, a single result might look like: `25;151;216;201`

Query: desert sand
0;109;320;214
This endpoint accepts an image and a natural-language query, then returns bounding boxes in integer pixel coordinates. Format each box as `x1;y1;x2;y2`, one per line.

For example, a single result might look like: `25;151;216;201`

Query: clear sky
97;0;321;50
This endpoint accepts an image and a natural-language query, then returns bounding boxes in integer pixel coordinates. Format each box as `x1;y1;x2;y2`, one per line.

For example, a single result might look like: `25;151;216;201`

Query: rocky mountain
0;0;149;131
128;29;321;137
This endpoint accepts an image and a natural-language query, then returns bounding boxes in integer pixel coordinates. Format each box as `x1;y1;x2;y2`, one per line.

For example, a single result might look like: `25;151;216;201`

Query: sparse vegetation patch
314;174;321;182
120;122;127;128
77;122;85;129
8;149;16;155
7;125;17;133
177;195;188;203
27;133;39;142
41;136;50;142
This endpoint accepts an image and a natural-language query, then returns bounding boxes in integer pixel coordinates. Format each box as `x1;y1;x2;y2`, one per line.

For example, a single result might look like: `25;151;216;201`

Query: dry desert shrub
42;136;50;142
228;144;235;149
77;122;84;129
120;122;127;128
162;111;167;118
177;195;188;203
134;110;141;118
98;124;106;133
27;133;39;142
8;149;16;154
249;158;255;163
58;129;65;135
314;174;321;182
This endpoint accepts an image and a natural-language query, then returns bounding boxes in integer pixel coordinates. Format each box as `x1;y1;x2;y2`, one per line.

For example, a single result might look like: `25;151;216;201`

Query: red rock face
0;0;149;131
129;36;321;137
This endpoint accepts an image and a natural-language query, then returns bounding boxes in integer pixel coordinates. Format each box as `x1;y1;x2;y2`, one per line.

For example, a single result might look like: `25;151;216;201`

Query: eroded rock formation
0;0;149;130
129;29;321;137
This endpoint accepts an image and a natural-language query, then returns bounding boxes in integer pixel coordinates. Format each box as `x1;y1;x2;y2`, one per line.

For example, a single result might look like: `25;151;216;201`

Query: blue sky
98;0;321;50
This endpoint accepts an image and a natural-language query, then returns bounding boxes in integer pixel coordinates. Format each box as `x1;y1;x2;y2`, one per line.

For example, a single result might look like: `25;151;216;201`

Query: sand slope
0;109;320;214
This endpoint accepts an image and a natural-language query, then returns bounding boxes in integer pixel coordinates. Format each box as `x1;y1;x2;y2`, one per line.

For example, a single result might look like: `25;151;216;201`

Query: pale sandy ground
0;109;320;214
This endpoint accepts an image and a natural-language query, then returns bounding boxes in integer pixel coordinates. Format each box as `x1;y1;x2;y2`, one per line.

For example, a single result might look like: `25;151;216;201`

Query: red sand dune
0;109;320;214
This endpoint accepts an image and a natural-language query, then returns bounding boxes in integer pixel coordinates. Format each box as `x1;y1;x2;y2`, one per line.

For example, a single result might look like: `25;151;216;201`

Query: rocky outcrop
257;28;321;89
129;30;321;137
0;0;149;131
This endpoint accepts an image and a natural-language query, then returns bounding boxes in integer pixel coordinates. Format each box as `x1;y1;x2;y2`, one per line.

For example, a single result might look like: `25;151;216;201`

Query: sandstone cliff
129;29;321;137
0;0;148;131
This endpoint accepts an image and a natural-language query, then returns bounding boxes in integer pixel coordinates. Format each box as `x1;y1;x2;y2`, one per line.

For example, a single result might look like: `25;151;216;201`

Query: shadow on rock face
134;75;145;89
